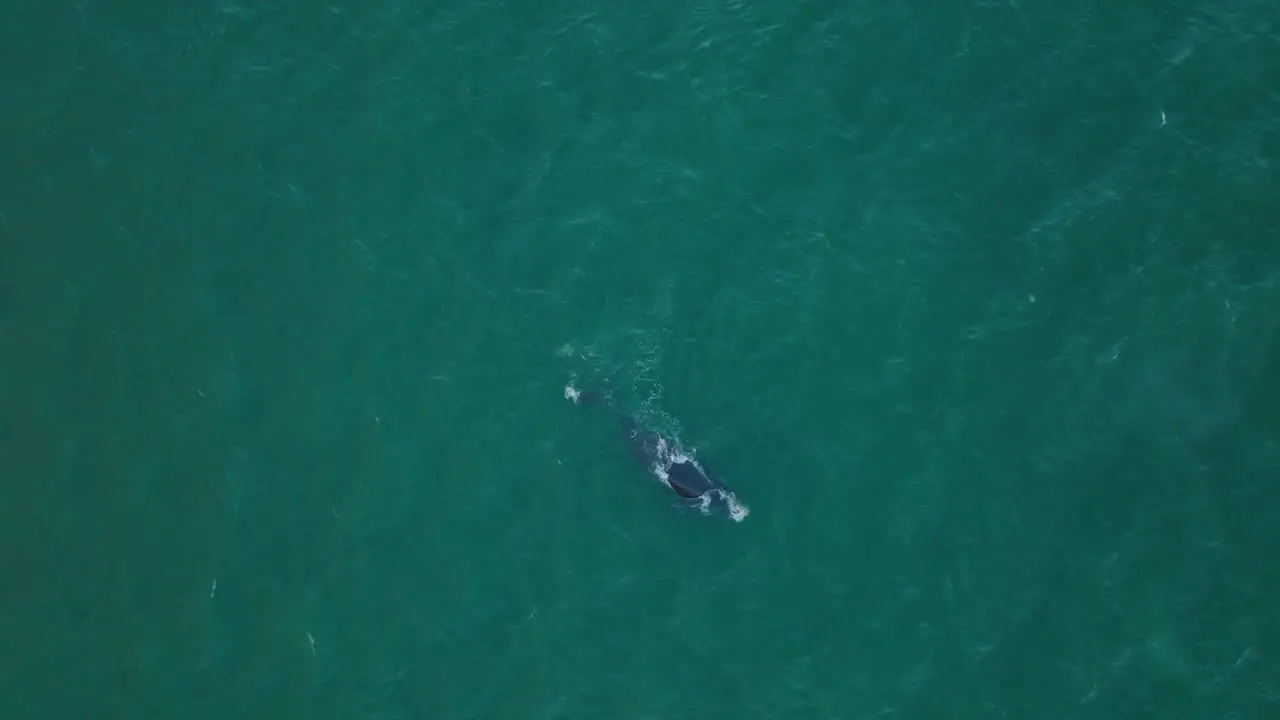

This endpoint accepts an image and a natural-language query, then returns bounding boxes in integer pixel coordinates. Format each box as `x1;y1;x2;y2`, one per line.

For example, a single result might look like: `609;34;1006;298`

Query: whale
567;385;749;522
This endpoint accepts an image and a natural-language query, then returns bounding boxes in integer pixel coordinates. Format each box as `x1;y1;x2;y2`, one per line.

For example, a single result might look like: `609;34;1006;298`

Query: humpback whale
566;385;750;522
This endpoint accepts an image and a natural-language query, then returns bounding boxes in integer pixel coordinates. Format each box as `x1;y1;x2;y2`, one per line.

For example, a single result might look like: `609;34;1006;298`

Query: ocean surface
3;0;1279;718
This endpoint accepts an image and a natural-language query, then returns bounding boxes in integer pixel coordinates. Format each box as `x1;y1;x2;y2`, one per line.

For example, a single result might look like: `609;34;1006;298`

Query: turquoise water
3;0;1278;717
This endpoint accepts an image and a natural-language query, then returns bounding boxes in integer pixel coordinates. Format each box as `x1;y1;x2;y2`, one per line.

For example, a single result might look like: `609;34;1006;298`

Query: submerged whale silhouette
567;385;749;522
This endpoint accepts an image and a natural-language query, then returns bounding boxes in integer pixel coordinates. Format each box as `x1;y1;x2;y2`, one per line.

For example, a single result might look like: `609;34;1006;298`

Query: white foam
564;382;582;404
723;491;750;523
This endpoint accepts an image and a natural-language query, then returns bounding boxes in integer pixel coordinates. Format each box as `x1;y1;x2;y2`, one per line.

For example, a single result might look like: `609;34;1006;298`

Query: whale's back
666;460;720;498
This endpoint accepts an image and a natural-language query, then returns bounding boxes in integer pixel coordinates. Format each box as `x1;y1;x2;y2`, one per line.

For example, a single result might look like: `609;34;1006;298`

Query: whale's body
569;385;749;522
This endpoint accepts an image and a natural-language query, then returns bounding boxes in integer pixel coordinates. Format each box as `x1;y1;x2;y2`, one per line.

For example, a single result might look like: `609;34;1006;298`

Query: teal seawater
2;0;1278;718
